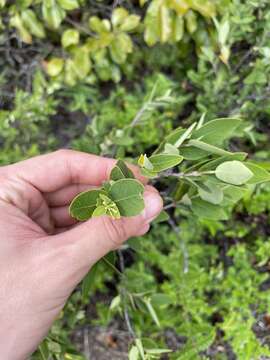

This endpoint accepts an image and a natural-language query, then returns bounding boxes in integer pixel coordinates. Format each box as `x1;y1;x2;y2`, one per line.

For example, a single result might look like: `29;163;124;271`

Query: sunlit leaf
57;0;79;11
61;29;79;48
120;15;141;32
129;346;139;360
21;9;45;38
45;57;64;77
112;7;129;28
215;161;253;185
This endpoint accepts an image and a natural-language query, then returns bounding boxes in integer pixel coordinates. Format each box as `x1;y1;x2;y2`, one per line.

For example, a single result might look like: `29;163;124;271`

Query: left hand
0;150;163;360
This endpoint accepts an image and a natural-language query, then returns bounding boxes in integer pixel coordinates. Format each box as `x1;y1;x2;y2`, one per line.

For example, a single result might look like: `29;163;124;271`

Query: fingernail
142;191;163;223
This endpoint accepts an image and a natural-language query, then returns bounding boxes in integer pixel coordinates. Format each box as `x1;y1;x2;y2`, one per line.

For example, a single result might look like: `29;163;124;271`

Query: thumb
51;188;163;267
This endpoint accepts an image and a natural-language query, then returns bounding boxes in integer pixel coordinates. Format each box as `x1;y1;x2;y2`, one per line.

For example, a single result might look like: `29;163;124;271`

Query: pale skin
0;150;163;360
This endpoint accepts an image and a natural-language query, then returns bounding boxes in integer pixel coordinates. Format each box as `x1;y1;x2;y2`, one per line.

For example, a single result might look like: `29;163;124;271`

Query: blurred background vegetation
1;0;270;359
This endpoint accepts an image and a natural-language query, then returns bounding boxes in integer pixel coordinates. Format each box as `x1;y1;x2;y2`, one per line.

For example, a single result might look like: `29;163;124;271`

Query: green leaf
96;194;121;219
46;57;64;77
185;10;197;34
245;162;270;184
192;118;243;145
42;2;65;30
109;295;121;311
21;9;45;38
174;122;197;148
191;198;228;220
89;16;111;33
110;33;133;64
165;127;185;144
69;189;101;221
138;154;154;170
145;348;172;355
73;46;91;79
158;4;171;43
151;293;172;306
57;0;79;11
188;139;232;156
120;15;141;32
110;159;135;181
222;185;247;206
140;168;158;178
215;161;254;185
135;339;145;360
129;346;140;360
149;154;183;172
199;153;248;171
92;205;107;217
180;146;209;160
112;7;129;28
10;13;32;43
198;182;224;205
144;298;160;327
109;179;145;217
61;29;79;48
172;13;184;41
164;143;180;155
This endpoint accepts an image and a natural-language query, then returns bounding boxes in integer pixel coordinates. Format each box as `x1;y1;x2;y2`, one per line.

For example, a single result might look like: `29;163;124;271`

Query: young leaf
97;194;121;219
138;154;154;170
191;198;228;220
149;154;183;172
191;118;243;145
92;205;107;217
215;161;253;185
110;159;135;181
69;189;102;221
109;179;145;217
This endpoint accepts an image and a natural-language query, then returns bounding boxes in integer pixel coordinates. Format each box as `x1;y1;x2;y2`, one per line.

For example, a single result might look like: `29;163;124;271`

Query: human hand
0;150;163;360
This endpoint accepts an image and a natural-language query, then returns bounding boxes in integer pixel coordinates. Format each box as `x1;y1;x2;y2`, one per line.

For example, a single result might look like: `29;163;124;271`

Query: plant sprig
69;117;270;222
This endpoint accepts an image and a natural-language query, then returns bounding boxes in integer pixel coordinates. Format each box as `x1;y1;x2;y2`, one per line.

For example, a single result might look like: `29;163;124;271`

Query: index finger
4;149;147;193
